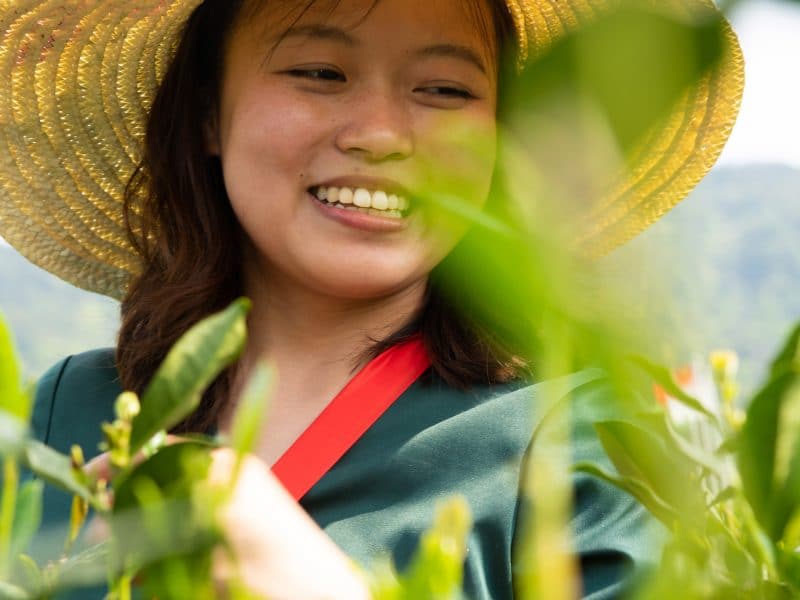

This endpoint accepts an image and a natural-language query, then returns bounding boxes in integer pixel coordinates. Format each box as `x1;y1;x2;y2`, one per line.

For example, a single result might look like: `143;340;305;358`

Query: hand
84;444;371;599
209;449;371;599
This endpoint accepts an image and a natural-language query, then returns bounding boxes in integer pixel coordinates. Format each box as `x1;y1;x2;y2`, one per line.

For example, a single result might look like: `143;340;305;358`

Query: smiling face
208;0;500;301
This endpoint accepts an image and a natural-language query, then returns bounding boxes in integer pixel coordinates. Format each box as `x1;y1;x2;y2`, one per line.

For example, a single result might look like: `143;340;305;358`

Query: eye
421;86;475;99
285;67;346;82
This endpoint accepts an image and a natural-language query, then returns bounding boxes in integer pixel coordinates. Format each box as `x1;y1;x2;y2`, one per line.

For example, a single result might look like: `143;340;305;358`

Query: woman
0;0;743;597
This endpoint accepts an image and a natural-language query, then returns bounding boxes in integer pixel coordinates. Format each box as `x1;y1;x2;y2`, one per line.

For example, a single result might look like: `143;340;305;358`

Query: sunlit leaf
229;361;275;468
130;299;250;456
631;355;717;421
112;442;217;575
594;420;705;522
398;497;471;599
769;322;800;379
0;411;27;457
573;461;679;527
11;479;43;558
738;370;800;540
0;312;28;423
0;581;28;599
19;440;93;503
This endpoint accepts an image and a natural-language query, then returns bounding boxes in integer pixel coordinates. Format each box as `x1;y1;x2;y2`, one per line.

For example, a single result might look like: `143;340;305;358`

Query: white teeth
338;187;354;205
353;188;372;208
372;190;389;211
313;186;409;215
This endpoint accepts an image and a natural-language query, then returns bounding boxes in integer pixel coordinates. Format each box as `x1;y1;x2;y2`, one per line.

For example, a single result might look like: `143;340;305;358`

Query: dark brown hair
118;0;527;435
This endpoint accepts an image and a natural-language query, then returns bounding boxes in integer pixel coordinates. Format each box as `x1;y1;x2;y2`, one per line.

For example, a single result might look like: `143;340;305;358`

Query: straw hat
0;0;743;300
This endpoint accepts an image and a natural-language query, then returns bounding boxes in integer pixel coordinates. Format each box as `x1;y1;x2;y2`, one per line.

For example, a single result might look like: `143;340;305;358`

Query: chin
307;268;427;302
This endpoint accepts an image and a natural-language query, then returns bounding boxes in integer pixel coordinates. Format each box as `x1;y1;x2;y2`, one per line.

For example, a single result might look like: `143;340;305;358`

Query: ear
203;112;221;156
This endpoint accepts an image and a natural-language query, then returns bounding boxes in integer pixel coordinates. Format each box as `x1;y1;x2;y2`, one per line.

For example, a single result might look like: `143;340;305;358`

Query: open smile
307;185;414;233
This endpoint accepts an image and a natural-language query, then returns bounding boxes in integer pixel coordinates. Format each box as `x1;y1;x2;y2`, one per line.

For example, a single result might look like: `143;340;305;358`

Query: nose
335;89;414;162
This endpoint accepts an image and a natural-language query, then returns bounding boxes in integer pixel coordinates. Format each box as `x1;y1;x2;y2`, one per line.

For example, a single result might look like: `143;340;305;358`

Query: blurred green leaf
112;442;216;573
769;323;800;379
130;298;250;456
11;478;43;558
19;440;93;504
631;355;717;420
0;581;29;599
738;369;800;540
594;420;706;523
573;461;679;527
229;361;275;466
0;411;27;457
502;6;725;155
0;313;28;423
397;497;471;600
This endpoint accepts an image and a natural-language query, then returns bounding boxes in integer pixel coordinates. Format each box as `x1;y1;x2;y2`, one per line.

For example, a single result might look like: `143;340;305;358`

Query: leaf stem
0;457;19;580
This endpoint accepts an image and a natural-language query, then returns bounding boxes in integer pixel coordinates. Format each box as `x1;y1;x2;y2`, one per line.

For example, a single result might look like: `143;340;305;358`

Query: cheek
416;109;498;208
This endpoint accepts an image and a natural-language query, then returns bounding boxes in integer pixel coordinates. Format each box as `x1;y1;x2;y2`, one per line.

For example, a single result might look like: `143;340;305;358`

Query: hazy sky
718;0;800;168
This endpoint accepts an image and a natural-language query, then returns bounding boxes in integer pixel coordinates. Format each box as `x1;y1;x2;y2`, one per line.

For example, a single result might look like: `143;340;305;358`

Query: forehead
238;0;499;62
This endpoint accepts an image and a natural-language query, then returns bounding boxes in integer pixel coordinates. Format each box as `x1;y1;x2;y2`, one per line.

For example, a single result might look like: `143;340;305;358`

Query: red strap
271;336;431;501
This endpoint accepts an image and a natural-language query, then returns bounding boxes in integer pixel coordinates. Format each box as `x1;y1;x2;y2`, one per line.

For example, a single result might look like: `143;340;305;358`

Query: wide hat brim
0;0;744;300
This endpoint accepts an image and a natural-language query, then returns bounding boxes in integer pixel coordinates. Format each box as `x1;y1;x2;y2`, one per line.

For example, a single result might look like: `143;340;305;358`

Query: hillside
1;164;798;391
0;247;118;376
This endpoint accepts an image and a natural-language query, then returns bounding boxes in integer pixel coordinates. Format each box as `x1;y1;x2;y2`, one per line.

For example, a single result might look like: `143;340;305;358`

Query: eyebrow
280;24;489;76
415;44;488;76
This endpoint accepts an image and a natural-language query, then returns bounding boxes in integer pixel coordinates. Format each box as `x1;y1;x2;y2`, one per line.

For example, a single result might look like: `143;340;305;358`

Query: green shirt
29;349;662;598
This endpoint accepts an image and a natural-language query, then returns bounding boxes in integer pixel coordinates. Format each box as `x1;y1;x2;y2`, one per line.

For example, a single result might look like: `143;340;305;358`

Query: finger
83;434;192;482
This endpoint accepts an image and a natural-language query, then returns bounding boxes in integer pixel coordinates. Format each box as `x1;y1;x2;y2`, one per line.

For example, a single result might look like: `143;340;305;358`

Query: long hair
118;0;526;435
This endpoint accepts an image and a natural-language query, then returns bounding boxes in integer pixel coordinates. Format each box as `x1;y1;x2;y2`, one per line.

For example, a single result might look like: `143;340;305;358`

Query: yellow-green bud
115;391;141;422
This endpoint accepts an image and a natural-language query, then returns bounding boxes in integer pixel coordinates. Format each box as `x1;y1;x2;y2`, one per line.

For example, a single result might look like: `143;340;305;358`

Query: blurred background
1;0;798;398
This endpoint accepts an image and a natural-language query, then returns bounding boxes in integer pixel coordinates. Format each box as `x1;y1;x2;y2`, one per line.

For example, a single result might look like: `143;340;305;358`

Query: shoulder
32;348;121;455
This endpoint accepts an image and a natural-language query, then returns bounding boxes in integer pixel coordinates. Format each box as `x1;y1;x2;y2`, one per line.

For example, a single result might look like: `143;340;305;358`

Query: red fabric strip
271;336;431;501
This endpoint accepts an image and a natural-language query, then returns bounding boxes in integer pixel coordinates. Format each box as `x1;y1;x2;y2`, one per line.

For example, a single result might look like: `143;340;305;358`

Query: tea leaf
229;361;275;474
11;479;43;558
0;411;27;457
0;581;28;599
738;369;799;540
130;299;250;455
631;355;716;421
769;322;800;379
573;461;679;527
20;440;94;503
0;313;28;423
594;420;705;522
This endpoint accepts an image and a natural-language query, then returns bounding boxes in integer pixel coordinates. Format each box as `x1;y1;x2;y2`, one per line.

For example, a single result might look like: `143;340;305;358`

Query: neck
232;257;427;407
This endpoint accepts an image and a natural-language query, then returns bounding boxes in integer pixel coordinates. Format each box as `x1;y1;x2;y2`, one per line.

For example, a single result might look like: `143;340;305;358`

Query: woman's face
210;0;499;300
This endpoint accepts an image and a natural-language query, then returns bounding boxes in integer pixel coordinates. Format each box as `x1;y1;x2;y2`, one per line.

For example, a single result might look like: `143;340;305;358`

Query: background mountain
1;164;798;394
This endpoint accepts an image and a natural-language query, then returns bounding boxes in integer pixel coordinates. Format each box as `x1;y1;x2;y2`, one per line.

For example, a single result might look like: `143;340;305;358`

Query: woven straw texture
0;0;743;300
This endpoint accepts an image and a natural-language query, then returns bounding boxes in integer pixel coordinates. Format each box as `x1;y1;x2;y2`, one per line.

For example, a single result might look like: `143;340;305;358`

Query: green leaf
630;355;717;421
501;5;724;156
593;420;705;522
19;440;93;503
769;321;800;379
0;314;28;423
11;479;43;557
129;299;250;455
737;369;799;540
0;411;27;457
573;461;679;528
112;442;217;573
0;581;29;599
229;361;275;463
